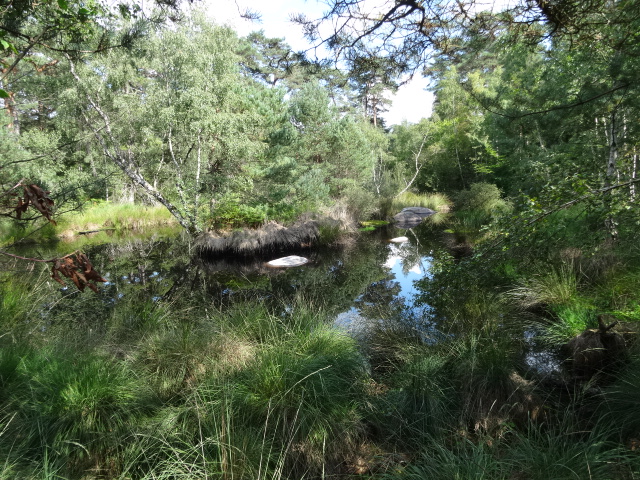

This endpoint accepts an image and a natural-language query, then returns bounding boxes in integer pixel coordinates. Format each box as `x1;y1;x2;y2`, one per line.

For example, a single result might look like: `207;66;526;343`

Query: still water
13;221;559;376
22;222;443;334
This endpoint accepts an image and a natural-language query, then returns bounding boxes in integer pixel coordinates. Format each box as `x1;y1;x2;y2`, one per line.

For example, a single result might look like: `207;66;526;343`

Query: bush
455;182;511;216
209;196;268;229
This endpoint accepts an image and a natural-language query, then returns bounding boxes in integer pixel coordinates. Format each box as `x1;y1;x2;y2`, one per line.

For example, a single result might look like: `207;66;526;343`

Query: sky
190;0;434;125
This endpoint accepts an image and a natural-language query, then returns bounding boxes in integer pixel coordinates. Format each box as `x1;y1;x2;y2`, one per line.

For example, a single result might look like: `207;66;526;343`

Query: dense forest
2;0;640;478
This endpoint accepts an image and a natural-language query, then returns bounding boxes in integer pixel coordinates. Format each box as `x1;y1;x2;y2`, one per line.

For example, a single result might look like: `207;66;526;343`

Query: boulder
266;255;309;268
393;207;436;228
565;316;626;379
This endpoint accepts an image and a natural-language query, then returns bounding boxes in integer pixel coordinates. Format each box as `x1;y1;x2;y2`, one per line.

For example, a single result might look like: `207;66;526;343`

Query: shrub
455;182;511;216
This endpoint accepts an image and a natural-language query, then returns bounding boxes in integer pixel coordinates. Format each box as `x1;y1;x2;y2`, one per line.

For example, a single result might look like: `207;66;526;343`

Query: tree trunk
604;110;619;240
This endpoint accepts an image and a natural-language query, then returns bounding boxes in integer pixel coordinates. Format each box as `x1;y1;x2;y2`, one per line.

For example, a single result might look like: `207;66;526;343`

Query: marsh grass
388;437;508;480
446;333;530;433
4;242;640;479
1;346;154;478
382;415;634;480
119;300;370;479
56;201;175;233
390;191;452;213
0;202;177;246
209;324;367;477
0;218;59;246
596;352;640;440
368;348;455;448
503;417;629;480
544;303;598;343
507;262;604;345
509;263;579;311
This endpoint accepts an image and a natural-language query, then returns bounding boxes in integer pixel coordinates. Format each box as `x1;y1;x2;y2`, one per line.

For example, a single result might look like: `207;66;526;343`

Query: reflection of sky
335;241;431;329
383;243;430;299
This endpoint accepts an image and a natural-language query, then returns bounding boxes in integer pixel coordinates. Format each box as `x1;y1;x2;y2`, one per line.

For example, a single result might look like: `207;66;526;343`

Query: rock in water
389;236;409;243
393;207;436;228
267;255;309;267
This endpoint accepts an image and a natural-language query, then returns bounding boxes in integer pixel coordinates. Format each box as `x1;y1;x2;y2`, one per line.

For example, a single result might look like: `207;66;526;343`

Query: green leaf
57;0;69;10
0;39;9;49
0;89;9;99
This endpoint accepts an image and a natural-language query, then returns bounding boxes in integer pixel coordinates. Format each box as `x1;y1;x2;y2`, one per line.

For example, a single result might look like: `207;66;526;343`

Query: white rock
267;255;309;267
389;236;409;243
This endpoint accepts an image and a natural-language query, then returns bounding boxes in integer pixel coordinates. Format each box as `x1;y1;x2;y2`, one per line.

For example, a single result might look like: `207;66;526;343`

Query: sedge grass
596;352;640;440
191;319;368;478
503;418;630;480
386;437;508;480
390;191;452;213
1;346;154;478
55;201;176;234
508;262;579;311
446;333;527;433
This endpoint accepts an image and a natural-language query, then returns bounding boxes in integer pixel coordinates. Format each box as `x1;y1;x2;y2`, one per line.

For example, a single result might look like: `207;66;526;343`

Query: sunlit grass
0;201;179;247
56;201;177;234
509;263;579;310
390;191;452;213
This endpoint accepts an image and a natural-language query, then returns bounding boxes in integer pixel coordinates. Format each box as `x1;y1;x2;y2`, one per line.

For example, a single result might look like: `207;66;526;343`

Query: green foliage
455;182;511;216
509;263;579;311
369;349;454;447
209;196;268;229
0;346;154;477
597;352;640;439
503;419;628;480
391;438;507;480
391;191;452;212
546;303;598;342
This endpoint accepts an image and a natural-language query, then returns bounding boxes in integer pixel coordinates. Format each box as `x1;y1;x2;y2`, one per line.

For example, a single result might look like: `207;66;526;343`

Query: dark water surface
15;222;445;334
11;222;562;377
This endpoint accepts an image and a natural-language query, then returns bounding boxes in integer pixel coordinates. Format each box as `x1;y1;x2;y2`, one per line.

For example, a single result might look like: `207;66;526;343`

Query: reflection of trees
19;230;439;345
265;242;390;316
356;278;404;320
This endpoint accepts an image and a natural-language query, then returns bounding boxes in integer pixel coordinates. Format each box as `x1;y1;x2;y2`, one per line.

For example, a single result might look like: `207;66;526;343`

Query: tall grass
56;201;176;234
508;262;602;344
0;346;154;478
509;263;579;310
380;192;451;225
503;418;630;480
0;272;51;335
3;243;640;479
386;437;507;480
122;306;369;479
0;201;178;246
390;191;452;212
596;352;640;440
384;420;632;480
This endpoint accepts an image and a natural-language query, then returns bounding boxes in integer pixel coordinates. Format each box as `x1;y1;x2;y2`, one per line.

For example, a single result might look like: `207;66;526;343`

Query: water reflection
334;239;434;333
16;224;445;343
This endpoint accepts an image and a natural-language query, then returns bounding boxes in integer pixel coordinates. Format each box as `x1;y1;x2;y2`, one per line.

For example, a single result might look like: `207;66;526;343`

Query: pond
10;220;561;379
10;221;449;340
